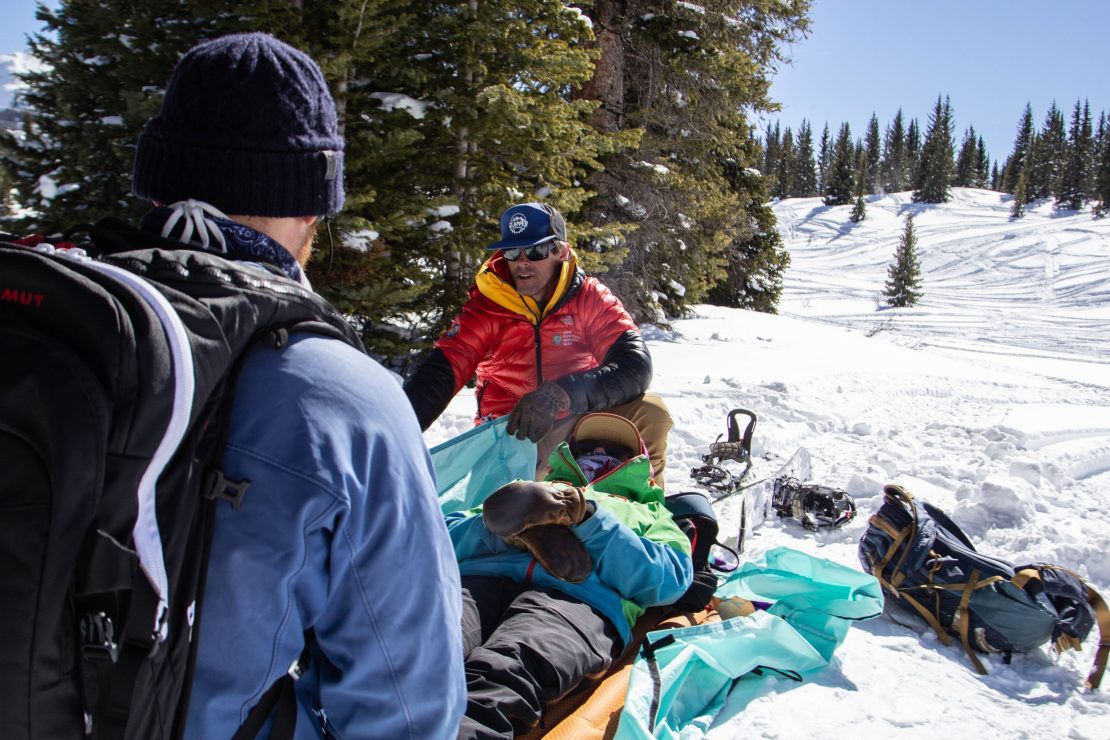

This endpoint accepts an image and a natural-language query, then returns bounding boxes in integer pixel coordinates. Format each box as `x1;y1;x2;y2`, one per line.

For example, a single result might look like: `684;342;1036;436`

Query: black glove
505;524;593;583
482;481;589;537
506;381;570;442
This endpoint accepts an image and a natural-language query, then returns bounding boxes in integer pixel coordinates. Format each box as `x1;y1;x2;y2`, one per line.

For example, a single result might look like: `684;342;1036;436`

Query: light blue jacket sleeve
185;335;465;740
445;509;516;559
448;505;691;612
572;506;693;608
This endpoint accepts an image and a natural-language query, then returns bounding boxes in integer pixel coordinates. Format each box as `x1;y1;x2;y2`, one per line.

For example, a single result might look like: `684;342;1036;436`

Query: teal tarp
430;417;536;512
616;547;884;739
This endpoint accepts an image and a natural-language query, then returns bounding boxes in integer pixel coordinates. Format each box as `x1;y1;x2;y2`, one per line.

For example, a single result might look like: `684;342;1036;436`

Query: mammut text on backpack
1;286;46;307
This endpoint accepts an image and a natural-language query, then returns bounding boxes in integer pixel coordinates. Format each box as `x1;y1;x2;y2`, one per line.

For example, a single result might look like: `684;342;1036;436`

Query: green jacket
545;441;692;629
446;441;692;645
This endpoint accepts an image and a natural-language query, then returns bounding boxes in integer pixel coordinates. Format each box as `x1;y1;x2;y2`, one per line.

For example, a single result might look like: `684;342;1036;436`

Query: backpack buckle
79;612;119;663
204;470;251;510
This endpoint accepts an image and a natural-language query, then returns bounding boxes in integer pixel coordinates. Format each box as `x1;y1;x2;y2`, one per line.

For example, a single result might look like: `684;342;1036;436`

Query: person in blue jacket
447;413;692;738
128;33;465;738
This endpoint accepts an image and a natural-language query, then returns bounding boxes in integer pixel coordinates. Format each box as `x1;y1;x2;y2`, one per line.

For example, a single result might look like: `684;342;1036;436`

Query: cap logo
508;213;529;234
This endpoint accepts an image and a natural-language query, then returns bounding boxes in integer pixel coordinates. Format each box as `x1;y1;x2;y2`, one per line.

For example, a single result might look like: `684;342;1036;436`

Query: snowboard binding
689;408;757;500
771;477;857;530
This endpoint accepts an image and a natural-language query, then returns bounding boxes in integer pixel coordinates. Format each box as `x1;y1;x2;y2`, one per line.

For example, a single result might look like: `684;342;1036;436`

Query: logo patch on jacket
553;331;581;346
445;321;460;337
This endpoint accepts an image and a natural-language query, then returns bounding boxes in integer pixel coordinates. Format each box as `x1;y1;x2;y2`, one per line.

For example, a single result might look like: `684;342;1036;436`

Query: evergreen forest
763;96;1110;216
0;0;811;363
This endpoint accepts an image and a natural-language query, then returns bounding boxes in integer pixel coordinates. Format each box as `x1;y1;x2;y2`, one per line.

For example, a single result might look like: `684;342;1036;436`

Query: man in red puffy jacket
404;202;673;484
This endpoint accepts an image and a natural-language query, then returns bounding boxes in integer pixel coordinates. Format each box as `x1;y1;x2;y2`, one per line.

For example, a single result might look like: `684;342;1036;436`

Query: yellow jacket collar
476;250;578;324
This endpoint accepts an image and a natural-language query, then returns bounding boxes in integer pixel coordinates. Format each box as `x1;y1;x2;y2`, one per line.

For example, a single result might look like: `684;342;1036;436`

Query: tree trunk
580;0;625;133
446;0;480;288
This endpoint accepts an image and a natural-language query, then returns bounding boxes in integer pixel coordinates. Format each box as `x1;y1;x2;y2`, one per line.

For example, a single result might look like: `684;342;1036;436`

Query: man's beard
298;219;320;266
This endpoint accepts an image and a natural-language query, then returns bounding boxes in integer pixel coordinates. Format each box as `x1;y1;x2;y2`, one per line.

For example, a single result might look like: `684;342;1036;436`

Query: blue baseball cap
486;203;567;251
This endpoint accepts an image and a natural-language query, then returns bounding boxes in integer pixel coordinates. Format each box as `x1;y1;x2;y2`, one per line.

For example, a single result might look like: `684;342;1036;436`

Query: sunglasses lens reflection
501;244;552;262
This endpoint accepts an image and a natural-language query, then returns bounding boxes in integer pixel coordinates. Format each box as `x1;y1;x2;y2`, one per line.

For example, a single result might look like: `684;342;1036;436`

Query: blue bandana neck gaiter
140;202;308;286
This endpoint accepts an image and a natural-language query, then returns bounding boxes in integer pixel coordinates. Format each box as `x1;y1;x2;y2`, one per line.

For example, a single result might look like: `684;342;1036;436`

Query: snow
1;50;48;102
340;228;379;251
425;188;1110;738
368;92;427;119
562;5;592;29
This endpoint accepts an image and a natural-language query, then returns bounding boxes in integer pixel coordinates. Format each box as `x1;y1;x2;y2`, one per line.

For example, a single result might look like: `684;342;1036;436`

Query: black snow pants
458;575;622;739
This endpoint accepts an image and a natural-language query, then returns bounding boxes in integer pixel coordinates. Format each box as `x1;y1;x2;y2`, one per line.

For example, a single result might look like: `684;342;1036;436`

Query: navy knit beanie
133;32;344;216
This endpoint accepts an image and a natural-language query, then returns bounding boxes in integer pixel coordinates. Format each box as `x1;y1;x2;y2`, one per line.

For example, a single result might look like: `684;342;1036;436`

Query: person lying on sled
446;413;693;739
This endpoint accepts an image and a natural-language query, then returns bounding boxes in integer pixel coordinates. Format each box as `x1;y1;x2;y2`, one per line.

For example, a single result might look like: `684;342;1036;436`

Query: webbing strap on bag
934;571;1004;675
956;569;987;675
881;485;918;585
1011;566;1109;690
1085;585;1109;691
868;515;910;587
895;590;952;648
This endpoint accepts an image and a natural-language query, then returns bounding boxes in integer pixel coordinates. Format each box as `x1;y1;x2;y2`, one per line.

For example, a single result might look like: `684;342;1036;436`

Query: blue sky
768;0;1109;166
3;0;1107;168
1;0;47;57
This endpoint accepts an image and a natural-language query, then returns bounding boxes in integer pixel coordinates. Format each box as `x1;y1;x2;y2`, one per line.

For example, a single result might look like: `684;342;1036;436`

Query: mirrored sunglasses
501;243;554;262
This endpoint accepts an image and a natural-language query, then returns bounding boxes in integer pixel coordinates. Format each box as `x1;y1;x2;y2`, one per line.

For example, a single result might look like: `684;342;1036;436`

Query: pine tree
912;95;954;203
823;123;854;206
884;214;923;307
1011;169;1027;218
975;136;990;188
1027;102;1065;200
792;119;818;197
881;109;908;192
953;126;979;187
1002;104;1034;193
817;122;831;194
1094;112;1108;178
1056;99;1094;210
864;113;881;193
905;118;922;187
852;141;869;200
584;0;809;319
0;0;252;232
1094;124;1110;217
849;195;866;223
764;122;782;184
705;165;791;312
774;127;796;198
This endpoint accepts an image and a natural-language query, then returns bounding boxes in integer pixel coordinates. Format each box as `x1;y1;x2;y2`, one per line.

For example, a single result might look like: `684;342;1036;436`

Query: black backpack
0;220;363;739
859;484;1109;689
664;491;739;612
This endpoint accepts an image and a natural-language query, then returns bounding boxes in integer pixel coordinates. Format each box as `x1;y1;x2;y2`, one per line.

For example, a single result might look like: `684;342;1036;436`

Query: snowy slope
426;189;1110;738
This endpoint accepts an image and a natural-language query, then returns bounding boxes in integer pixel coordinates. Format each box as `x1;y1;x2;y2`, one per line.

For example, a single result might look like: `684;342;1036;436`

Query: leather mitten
505;524;593;583
482;480;588;537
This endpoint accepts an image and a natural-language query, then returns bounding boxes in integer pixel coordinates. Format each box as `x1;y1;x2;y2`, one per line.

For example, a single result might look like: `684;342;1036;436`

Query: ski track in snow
426;190;1110;738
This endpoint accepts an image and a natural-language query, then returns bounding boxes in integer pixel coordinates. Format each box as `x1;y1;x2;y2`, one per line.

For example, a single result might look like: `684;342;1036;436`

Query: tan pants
535;393;673;489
